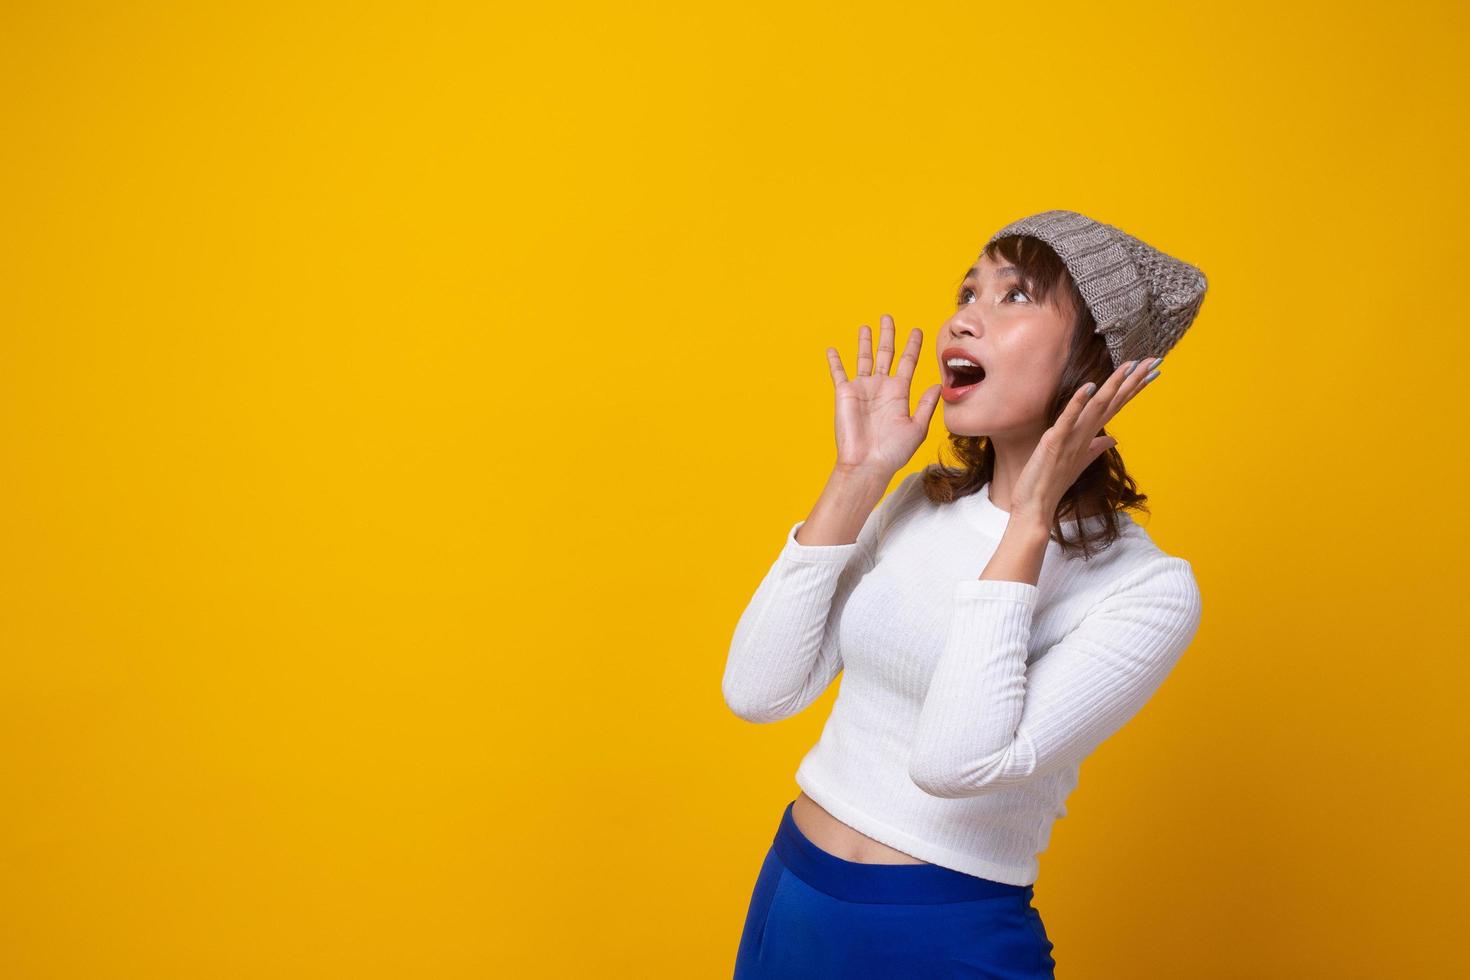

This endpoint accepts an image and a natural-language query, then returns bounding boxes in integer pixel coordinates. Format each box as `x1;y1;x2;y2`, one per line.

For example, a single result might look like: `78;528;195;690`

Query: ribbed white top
722;471;1203;886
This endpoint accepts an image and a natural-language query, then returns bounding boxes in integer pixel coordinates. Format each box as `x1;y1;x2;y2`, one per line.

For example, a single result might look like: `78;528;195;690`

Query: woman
722;209;1208;979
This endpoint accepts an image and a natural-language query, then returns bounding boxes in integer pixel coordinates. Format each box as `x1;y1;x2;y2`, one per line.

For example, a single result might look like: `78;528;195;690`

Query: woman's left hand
1008;357;1163;529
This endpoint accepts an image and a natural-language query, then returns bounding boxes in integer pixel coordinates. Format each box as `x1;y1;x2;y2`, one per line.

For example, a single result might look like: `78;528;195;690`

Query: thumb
913;384;942;429
1088;435;1118;461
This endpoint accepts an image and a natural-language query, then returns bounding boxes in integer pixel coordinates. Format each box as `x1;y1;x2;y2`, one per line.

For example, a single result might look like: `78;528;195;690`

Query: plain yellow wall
2;1;1465;977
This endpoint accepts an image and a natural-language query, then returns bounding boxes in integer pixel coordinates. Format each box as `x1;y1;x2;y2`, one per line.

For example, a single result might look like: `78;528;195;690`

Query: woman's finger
1109;356;1162;411
1046;382;1095;458
1080;355;1163;434
856;324;873;377
913;382;942;428
827;347;849;387
894;325;923;385
874;314;896;377
1087;434;1118;462
1070;360;1133;437
1058;359;1133;455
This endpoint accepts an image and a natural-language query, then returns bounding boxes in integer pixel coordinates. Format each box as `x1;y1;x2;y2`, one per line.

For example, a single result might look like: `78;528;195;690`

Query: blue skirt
733;800;1056;979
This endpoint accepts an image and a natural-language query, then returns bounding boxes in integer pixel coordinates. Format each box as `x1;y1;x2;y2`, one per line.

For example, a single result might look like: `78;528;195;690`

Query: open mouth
941;356;987;400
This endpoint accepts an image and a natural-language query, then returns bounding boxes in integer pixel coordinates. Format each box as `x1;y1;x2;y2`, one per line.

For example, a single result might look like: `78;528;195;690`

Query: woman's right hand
826;313;943;478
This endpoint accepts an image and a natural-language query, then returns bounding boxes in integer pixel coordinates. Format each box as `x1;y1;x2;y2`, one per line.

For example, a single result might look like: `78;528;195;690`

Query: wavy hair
918;232;1151;561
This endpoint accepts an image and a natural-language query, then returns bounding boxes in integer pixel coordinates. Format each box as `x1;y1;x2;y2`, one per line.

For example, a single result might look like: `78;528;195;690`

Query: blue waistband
772;799;1032;905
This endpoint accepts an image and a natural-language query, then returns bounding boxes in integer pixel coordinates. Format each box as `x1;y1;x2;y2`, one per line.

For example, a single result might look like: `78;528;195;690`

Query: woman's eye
955;285;1029;306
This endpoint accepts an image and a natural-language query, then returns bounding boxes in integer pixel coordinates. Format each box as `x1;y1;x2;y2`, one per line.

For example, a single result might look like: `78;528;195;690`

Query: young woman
723;210;1208;979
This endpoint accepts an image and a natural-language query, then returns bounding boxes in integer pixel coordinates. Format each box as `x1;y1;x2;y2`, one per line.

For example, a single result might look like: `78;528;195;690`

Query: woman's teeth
944;357;985;387
941;369;986;402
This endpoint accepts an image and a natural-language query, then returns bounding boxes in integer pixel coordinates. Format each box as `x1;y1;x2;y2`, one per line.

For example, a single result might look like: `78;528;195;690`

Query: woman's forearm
977;517;1050;587
794;465;893;547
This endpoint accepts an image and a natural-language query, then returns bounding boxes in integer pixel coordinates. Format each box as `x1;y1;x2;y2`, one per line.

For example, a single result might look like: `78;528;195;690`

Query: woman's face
938;250;1077;438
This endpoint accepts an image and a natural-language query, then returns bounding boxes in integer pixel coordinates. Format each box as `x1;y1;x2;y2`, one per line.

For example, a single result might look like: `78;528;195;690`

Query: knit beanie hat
983;209;1208;370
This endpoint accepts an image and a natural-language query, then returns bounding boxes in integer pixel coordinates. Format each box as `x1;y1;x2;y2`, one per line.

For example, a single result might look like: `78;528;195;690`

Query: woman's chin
942;416;991;439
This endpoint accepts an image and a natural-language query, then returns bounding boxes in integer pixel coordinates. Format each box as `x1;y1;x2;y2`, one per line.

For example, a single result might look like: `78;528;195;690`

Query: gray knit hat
983;209;1208;370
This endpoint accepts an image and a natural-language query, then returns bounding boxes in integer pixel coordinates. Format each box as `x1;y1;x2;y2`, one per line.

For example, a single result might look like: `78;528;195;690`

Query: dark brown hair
917;233;1150;561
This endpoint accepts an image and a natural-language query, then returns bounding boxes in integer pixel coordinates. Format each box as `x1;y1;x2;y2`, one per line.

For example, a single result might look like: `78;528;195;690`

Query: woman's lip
941;378;984;403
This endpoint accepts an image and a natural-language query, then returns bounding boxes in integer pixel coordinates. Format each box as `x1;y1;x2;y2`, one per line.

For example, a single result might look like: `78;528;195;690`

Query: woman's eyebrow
961;265;1022;282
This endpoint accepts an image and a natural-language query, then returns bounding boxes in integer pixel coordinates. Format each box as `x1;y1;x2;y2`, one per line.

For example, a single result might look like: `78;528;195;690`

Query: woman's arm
906;345;1195;795
724;313;940;723
794;465;891;547
721;469;917;724
907;554;1203;797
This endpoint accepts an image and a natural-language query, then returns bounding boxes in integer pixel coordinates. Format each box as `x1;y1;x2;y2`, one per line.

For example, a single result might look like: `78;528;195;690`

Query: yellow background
2;1;1465;977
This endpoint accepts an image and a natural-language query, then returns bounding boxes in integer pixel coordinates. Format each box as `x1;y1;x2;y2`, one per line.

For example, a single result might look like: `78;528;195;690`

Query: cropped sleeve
721;472;920;724
907;555;1203;797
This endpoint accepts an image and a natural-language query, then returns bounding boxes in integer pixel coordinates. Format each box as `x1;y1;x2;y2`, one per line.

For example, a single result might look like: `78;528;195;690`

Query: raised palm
826;314;943;476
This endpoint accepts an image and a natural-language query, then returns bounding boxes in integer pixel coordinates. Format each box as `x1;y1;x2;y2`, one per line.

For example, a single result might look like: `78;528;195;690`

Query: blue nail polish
1143;369;1161;383
1083;382;1097;396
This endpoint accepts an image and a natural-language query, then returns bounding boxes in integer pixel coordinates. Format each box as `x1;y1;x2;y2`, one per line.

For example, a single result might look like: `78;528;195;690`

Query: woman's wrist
976;517;1050;587
832;458;895;482
794;465;893;547
824;465;892;514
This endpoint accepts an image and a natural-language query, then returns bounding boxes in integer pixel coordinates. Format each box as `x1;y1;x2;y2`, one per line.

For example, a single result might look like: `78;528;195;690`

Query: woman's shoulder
1063;514;1198;605
1114;517;1194;567
1087;529;1201;626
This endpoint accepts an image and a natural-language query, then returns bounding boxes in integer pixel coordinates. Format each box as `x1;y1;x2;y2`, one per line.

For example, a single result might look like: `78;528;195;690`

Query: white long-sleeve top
722;470;1203;886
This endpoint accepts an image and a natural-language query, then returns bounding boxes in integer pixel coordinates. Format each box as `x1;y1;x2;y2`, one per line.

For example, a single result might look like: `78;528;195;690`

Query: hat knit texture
984;209;1208;370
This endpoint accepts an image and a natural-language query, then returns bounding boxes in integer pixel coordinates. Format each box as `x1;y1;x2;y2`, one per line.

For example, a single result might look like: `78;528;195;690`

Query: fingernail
1083;382;1097;396
1123;360;1138;377
1143;369;1161;383
1150;357;1164;369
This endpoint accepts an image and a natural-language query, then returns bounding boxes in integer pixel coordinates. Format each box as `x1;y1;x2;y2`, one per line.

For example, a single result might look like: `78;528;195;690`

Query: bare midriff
791;791;930;865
